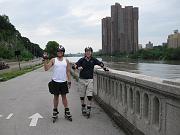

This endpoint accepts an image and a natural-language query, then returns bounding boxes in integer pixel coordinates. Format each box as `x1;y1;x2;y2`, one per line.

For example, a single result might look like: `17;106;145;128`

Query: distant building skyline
138;44;142;49
167;30;180;48
146;41;153;49
102;3;139;55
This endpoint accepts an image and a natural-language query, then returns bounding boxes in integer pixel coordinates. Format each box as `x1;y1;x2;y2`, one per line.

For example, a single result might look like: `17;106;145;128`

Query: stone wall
93;68;180;135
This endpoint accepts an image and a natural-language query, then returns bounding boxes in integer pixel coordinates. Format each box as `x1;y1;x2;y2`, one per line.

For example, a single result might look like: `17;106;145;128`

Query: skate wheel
65;116;72;121
69;118;72;121
53;119;56;123
52;117;58;123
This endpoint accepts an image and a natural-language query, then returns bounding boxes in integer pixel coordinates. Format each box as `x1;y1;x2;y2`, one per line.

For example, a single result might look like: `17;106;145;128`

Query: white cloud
34;24;58;36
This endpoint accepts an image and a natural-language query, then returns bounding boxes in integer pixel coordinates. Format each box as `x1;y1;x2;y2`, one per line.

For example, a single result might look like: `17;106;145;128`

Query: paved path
0;68;126;135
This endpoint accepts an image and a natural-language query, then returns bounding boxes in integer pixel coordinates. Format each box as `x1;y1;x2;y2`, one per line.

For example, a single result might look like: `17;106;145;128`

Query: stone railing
93;68;180;135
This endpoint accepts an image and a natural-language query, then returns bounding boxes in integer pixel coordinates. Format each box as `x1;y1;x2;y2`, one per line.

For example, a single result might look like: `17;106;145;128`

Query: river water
67;57;180;79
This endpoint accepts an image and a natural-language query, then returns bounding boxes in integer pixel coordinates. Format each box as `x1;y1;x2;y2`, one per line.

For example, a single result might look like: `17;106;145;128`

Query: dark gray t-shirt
75;57;103;79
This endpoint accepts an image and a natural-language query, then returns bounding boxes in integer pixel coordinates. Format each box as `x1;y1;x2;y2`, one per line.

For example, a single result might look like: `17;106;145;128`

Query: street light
15;34;21;70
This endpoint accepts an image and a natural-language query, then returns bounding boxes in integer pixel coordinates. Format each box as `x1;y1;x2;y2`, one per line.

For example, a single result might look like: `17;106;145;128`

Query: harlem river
68;57;180;79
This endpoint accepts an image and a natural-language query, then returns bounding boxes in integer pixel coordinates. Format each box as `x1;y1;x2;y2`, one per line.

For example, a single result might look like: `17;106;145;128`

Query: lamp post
15;34;21;70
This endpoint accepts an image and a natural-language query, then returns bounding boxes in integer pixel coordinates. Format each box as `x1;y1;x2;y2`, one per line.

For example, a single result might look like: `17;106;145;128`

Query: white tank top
52;57;67;82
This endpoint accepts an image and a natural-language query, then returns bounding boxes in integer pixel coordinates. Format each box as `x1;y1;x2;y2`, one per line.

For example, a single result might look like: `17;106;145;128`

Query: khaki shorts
78;79;93;97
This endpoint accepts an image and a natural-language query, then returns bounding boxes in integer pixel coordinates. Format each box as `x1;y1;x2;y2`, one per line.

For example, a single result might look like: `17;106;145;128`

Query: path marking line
6;113;13;119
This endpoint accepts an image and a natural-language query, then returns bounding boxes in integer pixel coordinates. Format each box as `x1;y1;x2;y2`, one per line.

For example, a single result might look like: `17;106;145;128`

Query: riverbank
95;46;180;61
99;55;180;65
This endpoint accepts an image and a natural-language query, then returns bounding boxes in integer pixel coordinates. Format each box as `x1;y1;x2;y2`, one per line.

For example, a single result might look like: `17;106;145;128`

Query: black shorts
48;80;69;95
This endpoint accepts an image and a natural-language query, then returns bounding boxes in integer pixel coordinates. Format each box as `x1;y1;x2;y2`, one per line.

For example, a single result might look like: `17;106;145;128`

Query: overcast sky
0;0;180;53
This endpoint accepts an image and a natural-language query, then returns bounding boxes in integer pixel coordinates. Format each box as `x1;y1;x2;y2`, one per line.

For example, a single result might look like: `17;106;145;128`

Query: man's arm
94;58;109;71
94;58;104;67
43;58;54;71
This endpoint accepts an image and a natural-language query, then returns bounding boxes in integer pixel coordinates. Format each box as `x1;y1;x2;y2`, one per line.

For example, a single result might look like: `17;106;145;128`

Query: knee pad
80;97;85;100
87;96;93;101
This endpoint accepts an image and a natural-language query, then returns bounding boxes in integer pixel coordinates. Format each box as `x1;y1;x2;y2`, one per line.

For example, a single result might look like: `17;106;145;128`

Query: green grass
0;64;43;82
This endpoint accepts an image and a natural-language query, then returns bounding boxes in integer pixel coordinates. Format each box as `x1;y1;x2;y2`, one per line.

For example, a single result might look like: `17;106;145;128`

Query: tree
45;41;59;58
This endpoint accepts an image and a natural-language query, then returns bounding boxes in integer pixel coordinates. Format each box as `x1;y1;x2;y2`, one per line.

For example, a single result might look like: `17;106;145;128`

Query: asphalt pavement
0;67;125;135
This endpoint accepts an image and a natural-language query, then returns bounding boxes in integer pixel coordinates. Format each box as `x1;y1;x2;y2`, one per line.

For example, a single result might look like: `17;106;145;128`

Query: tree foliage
45;41;59;58
130;46;180;60
100;45;180;61
0;14;43;60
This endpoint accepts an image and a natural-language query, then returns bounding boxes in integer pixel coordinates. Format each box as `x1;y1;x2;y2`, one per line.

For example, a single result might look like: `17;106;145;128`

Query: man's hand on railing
103;67;109;72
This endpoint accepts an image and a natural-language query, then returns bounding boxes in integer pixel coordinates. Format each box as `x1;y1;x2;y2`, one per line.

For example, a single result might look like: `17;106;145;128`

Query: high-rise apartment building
102;17;111;54
102;3;139;55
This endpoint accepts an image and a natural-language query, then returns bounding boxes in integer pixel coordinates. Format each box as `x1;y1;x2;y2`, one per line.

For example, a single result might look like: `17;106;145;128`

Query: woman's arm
66;59;71;82
43;58;54;71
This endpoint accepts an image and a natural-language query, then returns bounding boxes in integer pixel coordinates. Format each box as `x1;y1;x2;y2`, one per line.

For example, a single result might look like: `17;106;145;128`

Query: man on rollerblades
72;47;109;118
43;45;72;122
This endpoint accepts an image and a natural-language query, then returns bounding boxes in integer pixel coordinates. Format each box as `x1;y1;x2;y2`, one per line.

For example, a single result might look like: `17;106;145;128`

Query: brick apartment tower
102;17;111;54
102;3;139;55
